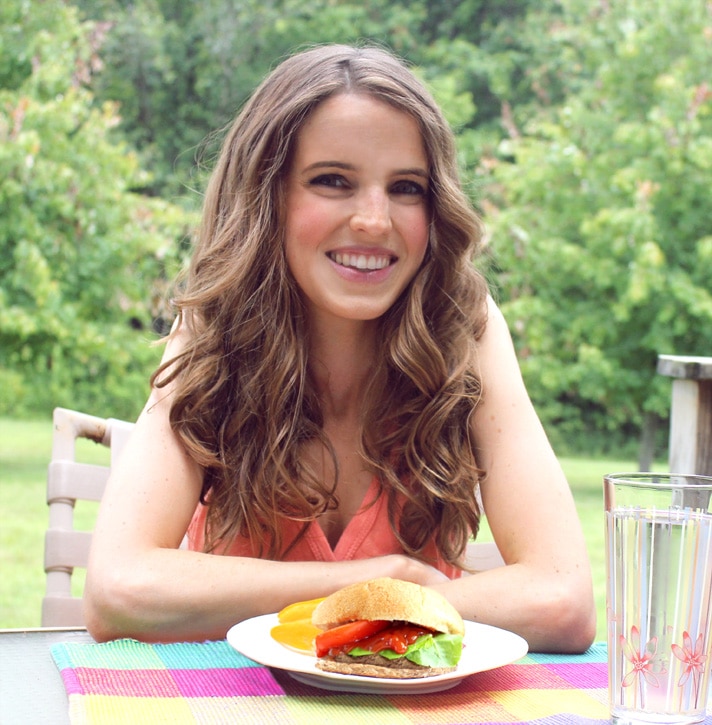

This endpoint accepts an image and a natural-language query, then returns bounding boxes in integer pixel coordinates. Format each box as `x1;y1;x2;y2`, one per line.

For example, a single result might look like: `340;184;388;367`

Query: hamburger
311;577;465;679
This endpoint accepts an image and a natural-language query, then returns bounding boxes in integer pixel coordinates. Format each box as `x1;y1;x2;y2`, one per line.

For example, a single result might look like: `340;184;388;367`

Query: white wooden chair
466;485;505;571
42;407;134;627
464;540;505;571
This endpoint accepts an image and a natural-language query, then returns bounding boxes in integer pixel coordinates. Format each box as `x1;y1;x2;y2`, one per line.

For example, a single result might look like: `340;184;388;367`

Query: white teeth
332;252;390;270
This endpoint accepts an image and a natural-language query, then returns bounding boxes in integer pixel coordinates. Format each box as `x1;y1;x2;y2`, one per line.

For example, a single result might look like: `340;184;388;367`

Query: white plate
226;614;528;694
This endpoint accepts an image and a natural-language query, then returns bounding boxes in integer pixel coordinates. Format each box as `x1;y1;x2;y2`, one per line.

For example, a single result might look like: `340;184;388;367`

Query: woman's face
284;93;430;330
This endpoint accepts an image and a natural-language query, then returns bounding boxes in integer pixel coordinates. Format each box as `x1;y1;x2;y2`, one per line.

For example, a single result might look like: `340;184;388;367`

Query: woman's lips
327;251;394;271
326;250;396;282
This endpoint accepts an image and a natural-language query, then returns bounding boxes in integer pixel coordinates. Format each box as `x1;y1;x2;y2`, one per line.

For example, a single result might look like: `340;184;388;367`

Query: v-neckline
305;476;382;559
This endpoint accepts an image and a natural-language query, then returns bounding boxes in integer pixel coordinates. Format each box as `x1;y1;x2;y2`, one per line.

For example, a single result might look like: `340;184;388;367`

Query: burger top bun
312;577;465;637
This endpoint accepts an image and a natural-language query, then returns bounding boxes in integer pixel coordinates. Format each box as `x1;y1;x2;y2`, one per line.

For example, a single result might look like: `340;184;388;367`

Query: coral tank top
187;476;463;580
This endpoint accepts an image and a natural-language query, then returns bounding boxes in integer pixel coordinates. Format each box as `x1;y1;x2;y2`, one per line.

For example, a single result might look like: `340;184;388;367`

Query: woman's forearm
83;548;446;643
434;563;596;654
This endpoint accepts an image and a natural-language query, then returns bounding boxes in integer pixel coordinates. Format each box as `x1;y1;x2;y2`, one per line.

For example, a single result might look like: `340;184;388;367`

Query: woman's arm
433;297;596;653
83;327;445;643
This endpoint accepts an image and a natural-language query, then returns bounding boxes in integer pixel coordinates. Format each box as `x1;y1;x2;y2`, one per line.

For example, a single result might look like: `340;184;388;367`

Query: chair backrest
464;541;505;571
42;407;134;627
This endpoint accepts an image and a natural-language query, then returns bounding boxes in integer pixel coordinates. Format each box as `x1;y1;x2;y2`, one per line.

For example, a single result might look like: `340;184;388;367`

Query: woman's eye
391;179;427;196
309;173;348;189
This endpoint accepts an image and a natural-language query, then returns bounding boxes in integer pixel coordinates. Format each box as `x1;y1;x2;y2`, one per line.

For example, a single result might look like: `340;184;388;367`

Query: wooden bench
657;355;712;476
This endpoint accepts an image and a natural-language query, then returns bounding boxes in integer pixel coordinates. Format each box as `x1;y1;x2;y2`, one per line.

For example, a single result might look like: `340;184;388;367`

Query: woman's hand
386;555;451;586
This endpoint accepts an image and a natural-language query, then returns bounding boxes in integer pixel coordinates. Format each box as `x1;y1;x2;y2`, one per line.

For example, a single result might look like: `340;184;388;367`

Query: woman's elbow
83;563;150;642
535;577;597;653
552;600;597;653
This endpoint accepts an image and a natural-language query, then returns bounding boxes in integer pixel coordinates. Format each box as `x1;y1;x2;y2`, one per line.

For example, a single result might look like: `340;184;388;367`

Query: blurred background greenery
2;0;710;459
0;0;706;633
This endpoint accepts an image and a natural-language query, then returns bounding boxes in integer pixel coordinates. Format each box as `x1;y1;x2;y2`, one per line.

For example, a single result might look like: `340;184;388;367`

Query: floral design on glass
672;631;707;704
620;625;665;691
619;625;709;709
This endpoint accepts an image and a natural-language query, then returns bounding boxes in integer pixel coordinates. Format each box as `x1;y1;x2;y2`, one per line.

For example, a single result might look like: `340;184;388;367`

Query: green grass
0;416;663;640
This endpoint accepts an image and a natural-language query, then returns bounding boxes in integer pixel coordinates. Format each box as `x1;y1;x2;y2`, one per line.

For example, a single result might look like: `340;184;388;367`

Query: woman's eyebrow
302;161;355;173
302;161;429;178
397;167;429;179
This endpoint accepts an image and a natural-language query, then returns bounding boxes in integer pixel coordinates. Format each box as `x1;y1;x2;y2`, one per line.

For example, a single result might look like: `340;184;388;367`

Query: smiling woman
284;93;430;327
82;44;596;653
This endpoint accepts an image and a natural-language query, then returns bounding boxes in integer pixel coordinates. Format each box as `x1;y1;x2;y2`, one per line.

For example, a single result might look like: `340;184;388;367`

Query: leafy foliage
0;0;194;418
2;0;710;458
71;0;540;198
483;0;712;450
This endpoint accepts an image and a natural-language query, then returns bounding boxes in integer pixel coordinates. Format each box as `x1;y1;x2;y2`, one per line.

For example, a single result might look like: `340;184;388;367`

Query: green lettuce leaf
347;633;463;667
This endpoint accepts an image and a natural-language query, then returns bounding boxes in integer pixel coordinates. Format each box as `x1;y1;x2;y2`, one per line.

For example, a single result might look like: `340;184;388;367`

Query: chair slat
41;596;84;628
44;529;93;570
47;460;110;504
464;541;505;571
42;407;134;627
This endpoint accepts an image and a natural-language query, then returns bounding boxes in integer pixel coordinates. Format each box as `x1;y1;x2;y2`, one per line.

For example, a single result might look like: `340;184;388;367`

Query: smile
328;252;393;271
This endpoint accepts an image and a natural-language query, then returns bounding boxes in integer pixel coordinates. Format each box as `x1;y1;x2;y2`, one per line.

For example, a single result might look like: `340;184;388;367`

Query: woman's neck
308;318;378;421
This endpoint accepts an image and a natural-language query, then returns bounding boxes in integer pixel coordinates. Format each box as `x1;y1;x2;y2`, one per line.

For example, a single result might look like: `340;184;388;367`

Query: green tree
483;0;712;457
72;0;537;201
0;0;194;418
73;0;433;199
11;0;705;458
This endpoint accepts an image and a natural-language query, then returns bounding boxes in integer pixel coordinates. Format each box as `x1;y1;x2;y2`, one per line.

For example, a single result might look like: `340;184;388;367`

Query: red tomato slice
314;620;389;657
357;624;432;654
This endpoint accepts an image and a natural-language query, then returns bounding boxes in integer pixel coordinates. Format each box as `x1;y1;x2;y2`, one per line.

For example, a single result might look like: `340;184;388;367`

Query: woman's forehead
290;94;428;173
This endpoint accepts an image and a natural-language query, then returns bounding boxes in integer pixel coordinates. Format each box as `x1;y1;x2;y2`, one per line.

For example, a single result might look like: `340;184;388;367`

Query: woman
84;44;596;652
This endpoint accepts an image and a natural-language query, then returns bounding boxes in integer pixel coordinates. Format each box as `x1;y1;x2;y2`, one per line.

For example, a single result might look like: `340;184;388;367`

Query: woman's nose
349;189;392;237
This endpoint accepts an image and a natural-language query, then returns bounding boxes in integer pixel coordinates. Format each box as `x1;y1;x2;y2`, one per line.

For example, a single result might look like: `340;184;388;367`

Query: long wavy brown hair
153;44;490;569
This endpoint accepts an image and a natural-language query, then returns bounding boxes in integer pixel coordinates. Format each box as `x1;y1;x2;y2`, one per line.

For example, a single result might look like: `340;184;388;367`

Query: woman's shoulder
472;296;523;382
465;293;498;343
478;295;510;339
160;312;205;359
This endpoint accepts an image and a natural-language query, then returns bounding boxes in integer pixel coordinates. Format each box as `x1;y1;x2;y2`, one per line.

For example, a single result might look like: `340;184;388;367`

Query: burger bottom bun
316;659;456;679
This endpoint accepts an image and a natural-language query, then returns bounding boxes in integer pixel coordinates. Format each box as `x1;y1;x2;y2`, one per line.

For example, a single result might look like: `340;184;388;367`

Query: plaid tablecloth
50;639;709;724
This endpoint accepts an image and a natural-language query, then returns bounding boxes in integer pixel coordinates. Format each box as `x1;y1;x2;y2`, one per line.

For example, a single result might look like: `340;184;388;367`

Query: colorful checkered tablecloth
50;639;709;724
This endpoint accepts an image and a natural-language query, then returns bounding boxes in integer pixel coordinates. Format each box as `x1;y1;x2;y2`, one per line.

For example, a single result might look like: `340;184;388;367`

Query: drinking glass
604;473;712;724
